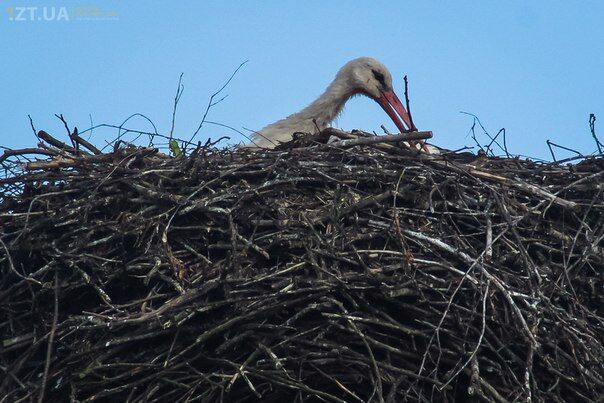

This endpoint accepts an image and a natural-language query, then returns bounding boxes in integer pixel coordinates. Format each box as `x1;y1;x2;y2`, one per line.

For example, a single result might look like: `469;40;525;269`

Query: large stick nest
1;130;603;402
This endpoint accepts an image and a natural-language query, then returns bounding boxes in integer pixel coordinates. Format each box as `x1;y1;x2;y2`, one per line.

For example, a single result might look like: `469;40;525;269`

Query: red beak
376;89;430;152
376;89;417;133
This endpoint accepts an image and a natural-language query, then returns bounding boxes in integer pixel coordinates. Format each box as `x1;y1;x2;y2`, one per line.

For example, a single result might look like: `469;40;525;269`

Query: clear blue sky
2;1;603;160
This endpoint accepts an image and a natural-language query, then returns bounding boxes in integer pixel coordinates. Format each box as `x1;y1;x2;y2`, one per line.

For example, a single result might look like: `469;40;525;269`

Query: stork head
336;57;416;133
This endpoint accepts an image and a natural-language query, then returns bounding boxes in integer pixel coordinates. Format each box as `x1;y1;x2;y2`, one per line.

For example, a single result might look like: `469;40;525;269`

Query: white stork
245;57;430;152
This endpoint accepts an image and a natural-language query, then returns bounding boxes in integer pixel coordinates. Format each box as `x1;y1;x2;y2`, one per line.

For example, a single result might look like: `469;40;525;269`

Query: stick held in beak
377;89;416;133
377;89;430;152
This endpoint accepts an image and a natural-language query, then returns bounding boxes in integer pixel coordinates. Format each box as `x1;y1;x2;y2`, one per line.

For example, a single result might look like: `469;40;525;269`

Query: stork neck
298;80;354;129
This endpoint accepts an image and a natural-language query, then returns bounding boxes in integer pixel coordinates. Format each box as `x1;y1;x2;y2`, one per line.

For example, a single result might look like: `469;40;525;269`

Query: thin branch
188;60;248;145
37;270;59;403
589;113;602;154
460;112;508;156
28;115;38;138
169;73;185;141
403;75;417;131
546;140;583;161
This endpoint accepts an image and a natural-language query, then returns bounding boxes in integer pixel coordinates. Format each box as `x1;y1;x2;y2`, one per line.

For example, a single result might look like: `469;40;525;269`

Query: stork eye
372;70;385;84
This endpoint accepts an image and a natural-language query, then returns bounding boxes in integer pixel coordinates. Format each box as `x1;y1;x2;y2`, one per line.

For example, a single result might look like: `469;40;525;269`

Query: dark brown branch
0;147;58;163
37;130;78;154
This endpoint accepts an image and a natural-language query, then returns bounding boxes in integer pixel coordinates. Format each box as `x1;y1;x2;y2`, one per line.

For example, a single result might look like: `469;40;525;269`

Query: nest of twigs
1;128;603;402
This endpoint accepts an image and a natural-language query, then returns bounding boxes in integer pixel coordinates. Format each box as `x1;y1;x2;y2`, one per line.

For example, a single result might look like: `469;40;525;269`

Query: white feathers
244;57;393;149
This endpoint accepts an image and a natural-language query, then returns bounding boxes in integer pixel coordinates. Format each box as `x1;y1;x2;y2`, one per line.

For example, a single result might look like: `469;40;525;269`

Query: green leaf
169;139;182;158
